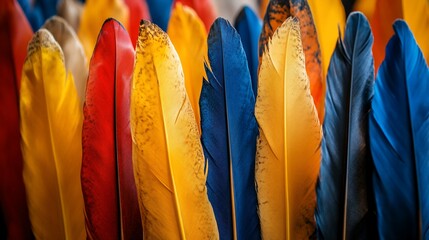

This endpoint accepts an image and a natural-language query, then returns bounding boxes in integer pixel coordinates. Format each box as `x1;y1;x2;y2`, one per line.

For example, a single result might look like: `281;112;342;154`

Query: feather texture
78;0;129;62
258;0;323;121
369;20;429;240
234;6;261;97
255;17;322;239
131;20;218;239
200;18;261;240
81;19;142;240
175;0;217;31
167;2;207;131
315;12;375;240
146;0;173;31
20;29;86;240
123;0;151;46
0;0;33;238
42;16;88;106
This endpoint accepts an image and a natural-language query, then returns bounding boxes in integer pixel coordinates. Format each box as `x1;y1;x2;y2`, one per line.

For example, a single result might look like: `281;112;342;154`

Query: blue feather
17;0;58;30
200;18;261;240
146;0;173;31
369;20;429;239
234;6;262;98
316;12;375;240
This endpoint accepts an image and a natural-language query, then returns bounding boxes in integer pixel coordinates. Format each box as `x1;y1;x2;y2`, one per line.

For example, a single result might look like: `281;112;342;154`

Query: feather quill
78;0;129;62
200;18;261;240
315;12;375;240
42;16;88;106
131;20;218;239
167;2;207;131
255;17;322;239
258;0;323;121
20;29;86;240
369;20;429;240
234;6;261;97
0;0;33;238
81;19;142;240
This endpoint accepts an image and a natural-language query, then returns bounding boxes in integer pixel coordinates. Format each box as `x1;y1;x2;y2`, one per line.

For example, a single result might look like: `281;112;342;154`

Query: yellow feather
20;29;86;240
403;0;429;63
255;17;322;239
167;3;207;132
131;20;219;239
78;0;129;61
307;0;345;78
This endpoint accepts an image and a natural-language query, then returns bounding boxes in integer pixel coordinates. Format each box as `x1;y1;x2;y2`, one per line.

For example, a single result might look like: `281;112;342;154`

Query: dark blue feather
316;12;375;240
234;6;262;98
146;0;173;31
200;18;261;240
17;0;58;30
369;20;429;240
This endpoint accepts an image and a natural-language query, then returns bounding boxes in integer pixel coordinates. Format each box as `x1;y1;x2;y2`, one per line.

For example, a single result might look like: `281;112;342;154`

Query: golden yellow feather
167;2;207;132
20;29;85;240
255;17;322;239
130;20;218;239
307;0;345;78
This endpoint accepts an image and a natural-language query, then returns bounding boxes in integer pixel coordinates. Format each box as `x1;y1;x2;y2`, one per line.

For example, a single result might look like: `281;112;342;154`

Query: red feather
174;0;216;31
81;18;142;240
123;0;151;46
0;0;33;239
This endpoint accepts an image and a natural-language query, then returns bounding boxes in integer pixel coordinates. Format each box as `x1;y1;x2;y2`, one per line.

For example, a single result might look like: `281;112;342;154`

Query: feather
315;12;375;240
81;19;142;240
145;0;173;31
78;0;129;62
123;0;151;46
175;0;217;31
20;29;86;240
259;0;269;18
402;0;429;67
57;0;83;32
167;2;207;132
42;16;88;106
368;0;402;72
255;17;322;239
210;0;258;23
200;18;261;240
17;0;58;30
259;0;323;121
234;6;262;97
369;20;429;240
131;20;218;239
307;0;345;78
0;0;33;238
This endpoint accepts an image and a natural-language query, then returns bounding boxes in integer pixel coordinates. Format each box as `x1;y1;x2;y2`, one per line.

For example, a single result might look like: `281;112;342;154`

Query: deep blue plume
369;20;429;240
234;6;262;97
200;18;261;240
315;12;375;240
146;0;173;31
18;0;58;30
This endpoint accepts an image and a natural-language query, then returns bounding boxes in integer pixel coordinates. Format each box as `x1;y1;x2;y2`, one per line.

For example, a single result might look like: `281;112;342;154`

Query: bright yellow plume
20;29;86;240
308;0;345;78
255;17;322;239
78;0;129;61
130;20;219;239
167;2;207;131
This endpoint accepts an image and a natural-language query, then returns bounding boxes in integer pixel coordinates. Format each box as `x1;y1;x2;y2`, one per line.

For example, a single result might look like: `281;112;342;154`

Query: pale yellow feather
20;29;85;240
167;3;207;132
131;21;218;240
307;0;345;78
255;17;322;240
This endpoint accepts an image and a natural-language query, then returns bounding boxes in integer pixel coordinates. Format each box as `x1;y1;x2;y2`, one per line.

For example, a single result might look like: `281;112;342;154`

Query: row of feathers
1;0;429;239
